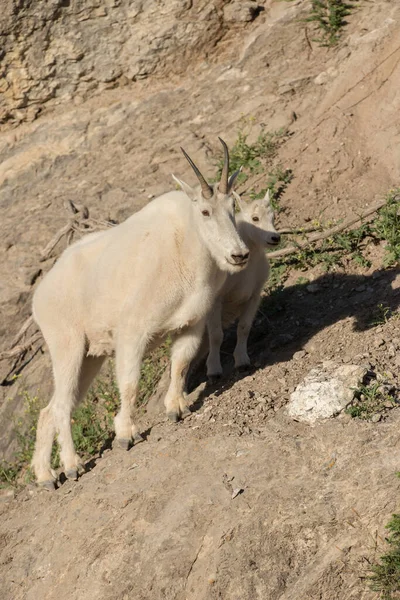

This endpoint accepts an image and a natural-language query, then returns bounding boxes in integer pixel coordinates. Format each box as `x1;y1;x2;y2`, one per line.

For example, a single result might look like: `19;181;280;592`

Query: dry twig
268;199;387;259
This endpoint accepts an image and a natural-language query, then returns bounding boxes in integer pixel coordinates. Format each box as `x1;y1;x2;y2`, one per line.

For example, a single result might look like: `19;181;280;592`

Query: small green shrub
306;0;357;46
346;380;397;420
368;304;398;328
372;189;400;267
215;120;286;185
249;166;294;211
369;514;400;599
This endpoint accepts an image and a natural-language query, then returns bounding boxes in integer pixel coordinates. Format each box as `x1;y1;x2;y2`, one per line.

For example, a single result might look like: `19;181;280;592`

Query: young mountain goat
206;190;280;377
31;139;249;488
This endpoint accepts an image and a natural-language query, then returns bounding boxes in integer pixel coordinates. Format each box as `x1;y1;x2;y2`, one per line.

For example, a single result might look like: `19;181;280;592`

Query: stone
371;413;382;423
306;283;321;293
287;362;367;424
223;1;261;23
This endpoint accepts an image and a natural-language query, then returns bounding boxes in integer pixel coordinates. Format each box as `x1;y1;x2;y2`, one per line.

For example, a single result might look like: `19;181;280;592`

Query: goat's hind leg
114;330;148;450
165;321;204;422
32;335;85;488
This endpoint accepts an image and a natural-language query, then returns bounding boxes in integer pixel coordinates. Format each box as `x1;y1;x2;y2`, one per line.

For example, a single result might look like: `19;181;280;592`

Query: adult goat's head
173;138;249;273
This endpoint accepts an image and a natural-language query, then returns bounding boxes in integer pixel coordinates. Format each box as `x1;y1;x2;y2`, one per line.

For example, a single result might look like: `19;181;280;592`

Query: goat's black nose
271;234;281;244
231;251;249;264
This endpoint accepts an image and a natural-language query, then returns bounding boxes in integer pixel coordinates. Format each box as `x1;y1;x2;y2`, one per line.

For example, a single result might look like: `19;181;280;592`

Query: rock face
0;0;240;127
287;362;367;423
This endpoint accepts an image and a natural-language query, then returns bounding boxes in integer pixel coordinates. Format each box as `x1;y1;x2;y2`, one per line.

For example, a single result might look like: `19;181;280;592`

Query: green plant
266;189;400;284
372;189;400;267
215;120;285;185
368;304;398;328
369;514;400;599
0;342;171;488
249;166;294;211
295;276;310;285
346;382;396;420
306;0;357;46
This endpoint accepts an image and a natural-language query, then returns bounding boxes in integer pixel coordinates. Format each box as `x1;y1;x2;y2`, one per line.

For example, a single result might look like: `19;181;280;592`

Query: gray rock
371;413;382;423
287;362;367;424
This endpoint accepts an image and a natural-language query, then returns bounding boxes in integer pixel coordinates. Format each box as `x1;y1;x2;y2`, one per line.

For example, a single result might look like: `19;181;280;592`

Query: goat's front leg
164;320;205;422
206;300;224;378
234;294;261;369
114;329;148;449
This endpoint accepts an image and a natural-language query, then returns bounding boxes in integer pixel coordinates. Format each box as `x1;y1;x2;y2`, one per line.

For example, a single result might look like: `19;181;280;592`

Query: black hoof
208;374;222;385
236;364;251;373
65;468;79;481
167;411;180;423
115;438;131;450
38;480;56;491
133;432;144;445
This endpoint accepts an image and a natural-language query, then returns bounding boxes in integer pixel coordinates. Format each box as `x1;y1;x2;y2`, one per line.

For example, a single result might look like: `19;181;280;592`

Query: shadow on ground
148;267;399;415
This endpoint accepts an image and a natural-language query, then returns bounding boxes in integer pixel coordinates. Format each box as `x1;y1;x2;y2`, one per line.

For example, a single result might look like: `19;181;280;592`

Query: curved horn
180;147;213;199
218;137;229;194
228;166;242;192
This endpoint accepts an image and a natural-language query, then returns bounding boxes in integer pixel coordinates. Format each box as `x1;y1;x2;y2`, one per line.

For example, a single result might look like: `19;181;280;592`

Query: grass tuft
215;118;287;186
369;513;400;599
266;188;400;291
306;0;358;46
0;342;171;489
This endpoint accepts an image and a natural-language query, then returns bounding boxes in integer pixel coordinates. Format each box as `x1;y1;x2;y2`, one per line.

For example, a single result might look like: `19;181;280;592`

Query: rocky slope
1;1;400;598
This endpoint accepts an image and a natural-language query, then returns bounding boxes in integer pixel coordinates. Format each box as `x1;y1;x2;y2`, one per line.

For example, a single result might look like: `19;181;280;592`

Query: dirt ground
1;1;400;598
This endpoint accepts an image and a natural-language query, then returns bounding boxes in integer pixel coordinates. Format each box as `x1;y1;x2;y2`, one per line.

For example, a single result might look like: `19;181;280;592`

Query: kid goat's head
173;138;249;273
235;189;281;249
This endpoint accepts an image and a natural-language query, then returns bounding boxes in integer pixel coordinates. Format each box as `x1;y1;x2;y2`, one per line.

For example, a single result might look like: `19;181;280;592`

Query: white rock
287;362;366;424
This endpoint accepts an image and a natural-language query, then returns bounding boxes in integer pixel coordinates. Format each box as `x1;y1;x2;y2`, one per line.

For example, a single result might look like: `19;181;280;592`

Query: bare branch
0;332;42;361
268;199;388;259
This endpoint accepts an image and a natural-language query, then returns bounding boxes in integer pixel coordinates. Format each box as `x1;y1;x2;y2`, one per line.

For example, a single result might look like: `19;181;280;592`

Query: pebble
384;401;394;409
371;413;382;423
306;283;320;293
0;488;15;502
293;350;307;360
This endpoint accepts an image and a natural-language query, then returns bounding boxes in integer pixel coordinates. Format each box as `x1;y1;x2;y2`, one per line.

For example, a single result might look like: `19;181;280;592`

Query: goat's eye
252;216;259;222
202;210;210;217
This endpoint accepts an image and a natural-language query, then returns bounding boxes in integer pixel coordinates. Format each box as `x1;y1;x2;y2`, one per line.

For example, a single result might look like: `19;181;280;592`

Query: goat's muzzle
270;233;281;245
229;251;249;266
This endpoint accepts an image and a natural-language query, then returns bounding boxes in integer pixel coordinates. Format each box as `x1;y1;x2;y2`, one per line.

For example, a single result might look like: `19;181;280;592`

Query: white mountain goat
206;189;280;377
31;139;249;488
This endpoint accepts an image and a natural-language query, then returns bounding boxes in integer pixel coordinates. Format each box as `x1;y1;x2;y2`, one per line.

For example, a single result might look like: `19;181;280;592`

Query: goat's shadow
182;266;400;411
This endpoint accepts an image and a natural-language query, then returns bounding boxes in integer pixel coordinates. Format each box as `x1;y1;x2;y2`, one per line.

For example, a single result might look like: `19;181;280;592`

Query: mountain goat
31;139;249;488
206;190;280;377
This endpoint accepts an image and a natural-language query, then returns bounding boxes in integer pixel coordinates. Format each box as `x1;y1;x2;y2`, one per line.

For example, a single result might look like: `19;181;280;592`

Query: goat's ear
172;174;197;202
228;167;242;192
263;189;271;205
232;191;244;213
